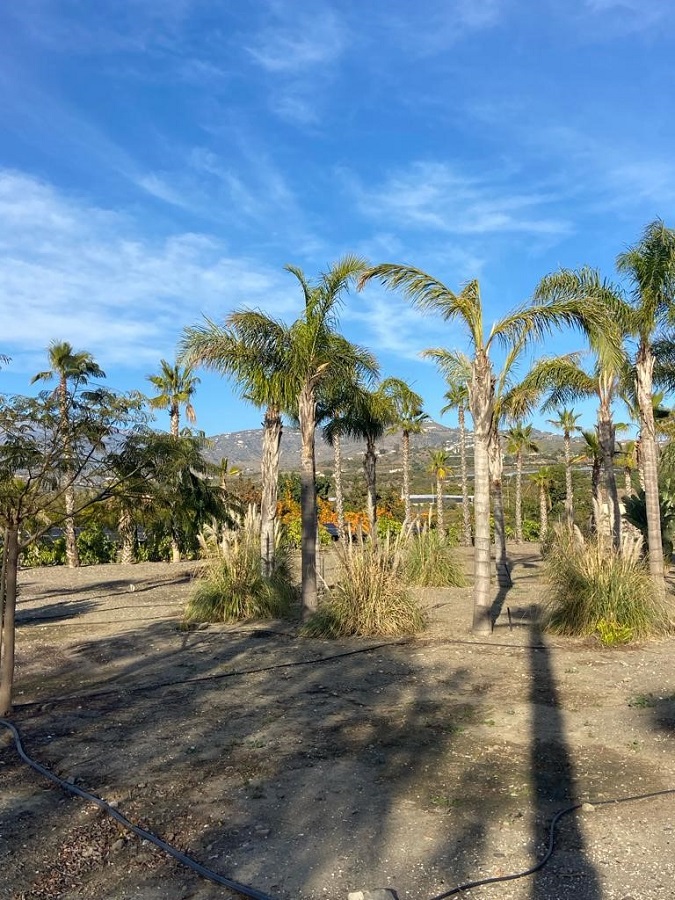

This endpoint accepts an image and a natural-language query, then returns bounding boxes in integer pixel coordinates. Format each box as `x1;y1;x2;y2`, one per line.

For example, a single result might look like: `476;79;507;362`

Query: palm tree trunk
515;450;523;544
402;429;411;526
118;505;136;564
636;346;665;592
591;459;601;533
624;468;632;497
539;485;548;540
459;404;471;546
299;384;318;618
488;427;511;588
597;394;621;549
470;351;494;635
0;526;19;715
59;378;79;568
333;433;345;539
564;432;574;526
170;404;180;439
364;437;378;547
260;406;282;578
436;475;444;537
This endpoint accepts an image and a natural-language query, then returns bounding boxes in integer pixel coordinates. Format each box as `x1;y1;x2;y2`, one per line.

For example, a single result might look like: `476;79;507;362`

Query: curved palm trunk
118;505;136;565
59;378;79;568
515;449;523;544
436;474;445;537
0;526;19;715
597;382;621;549
488;428;511;588
364;436;378;547
636;346;665;591
260;406;282;578
299;384;318;618
459;404;471;546
402;429;411;527
470;350;494;635
564;431;574;526
539;484;549;540
333;433;346;539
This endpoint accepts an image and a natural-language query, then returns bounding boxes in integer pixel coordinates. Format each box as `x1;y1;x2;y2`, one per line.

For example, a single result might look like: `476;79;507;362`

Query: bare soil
1;546;674;900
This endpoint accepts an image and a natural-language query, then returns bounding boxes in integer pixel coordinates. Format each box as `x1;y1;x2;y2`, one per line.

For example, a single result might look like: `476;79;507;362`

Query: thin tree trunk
564;432;574;526
539;485;548;541
299;384;318;619
170;404;180;439
470;350;494;635
459;404;471;546
60;378;79;568
402;429;411;527
624;469;632;497
169;403;181;561
636;347;665;591
515;450;523;544
436;474;444;537
119;505;136;564
597;390;621;549
260;406;282;578
170;534;181;564
488;428;511;588
364;437;378;547
333;433;345;539
591;459;601;533
0;526;19;716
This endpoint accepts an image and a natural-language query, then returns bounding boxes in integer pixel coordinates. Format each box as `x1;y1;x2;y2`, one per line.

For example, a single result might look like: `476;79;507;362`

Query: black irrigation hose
0;718;277;900
429;787;675;899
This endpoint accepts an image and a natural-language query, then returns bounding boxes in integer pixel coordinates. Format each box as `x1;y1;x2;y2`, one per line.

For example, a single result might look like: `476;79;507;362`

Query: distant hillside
206;421;577;475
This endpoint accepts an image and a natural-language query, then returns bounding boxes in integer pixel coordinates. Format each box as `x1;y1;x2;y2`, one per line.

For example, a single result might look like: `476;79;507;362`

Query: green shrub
21;536;66;567
302;536;426;638
377;515;402;540
404;528;466;587
77;523;116;565
185;506;297;623
543;530;670;642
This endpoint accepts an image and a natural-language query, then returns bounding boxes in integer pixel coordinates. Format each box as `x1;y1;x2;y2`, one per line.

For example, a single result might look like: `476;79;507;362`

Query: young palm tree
427;449;451;537
180;314;290;577
378;377;427;527
360;267;599;633
574;428;603;533
616;439;639;497
531;466;554;540
32;340;105;568
441;374;472;545
147;360;199;438
547;408;582;525
505;423;539;543
319;376;364;540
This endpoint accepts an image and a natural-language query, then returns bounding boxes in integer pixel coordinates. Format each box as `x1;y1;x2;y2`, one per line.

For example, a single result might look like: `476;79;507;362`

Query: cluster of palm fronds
543;527;671;644
185;505;297;623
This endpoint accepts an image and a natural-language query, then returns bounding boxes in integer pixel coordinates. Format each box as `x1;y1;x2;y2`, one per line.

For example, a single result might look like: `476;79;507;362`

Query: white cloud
0;170;298;373
247;5;345;73
349;161;570;238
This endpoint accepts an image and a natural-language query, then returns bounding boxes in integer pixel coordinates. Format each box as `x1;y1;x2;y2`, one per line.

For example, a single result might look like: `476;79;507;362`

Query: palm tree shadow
529;623;602;899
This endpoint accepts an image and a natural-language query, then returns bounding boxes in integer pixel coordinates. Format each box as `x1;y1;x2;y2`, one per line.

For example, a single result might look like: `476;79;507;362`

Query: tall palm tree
32;340;105;568
319;377;363;540
531;467;554;541
378;377;427;527
146;360;199;438
547;408;582;525
427;449;451;537
180;315;290;577
360;266;598;633
441;377;472;546
505;423;539;543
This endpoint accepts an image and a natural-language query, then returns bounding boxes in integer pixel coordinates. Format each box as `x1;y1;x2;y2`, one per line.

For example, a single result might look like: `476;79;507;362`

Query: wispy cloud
348;161;570;238
381;0;504;55
0;170;298;373
579;0;673;35
246;4;345;73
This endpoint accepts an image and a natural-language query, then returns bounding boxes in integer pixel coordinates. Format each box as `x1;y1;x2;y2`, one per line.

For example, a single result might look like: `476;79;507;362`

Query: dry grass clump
543;528;671;644
404;527;466;587
303;535;426;638
184;506;297;623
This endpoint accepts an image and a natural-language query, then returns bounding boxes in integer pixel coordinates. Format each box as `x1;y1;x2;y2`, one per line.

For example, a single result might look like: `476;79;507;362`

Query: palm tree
531;467;554;540
505;423;539;543
441;374;472;545
180;315;290;577
427;449;451;537
319;377;363;540
378;377;427;527
616;439;639;497
574;428;603;533
360;266;598;633
146;360;199;438
32;340;105;568
547;408;582;525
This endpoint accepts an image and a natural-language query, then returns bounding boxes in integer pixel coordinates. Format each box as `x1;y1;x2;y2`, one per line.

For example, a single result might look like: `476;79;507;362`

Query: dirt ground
1;546;674;900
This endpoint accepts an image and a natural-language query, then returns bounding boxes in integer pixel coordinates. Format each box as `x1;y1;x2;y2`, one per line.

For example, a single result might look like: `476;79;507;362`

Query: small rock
111;838;125;852
581;802;595;813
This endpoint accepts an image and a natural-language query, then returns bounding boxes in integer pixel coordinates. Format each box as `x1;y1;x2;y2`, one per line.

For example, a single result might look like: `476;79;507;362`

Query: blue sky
1;0;674;436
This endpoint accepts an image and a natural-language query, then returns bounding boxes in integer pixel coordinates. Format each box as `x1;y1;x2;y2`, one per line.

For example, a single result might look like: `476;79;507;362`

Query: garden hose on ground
0;718;276;900
2;718;674;900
